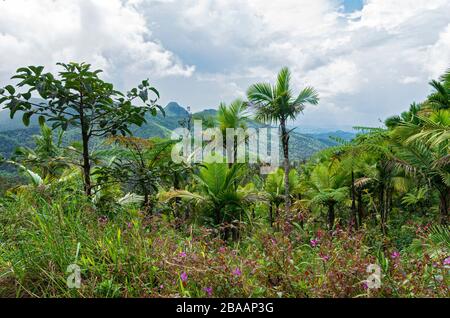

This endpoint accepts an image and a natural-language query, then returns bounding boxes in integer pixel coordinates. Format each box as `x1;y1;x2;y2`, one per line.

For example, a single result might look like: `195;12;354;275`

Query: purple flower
444;257;450;266
232;267;242;277
320;254;330;262
362;281;369;290
179;251;187;258
391;251;400;260
98;216;108;225
180;272;188;283
203;287;213;296
310;239;319;248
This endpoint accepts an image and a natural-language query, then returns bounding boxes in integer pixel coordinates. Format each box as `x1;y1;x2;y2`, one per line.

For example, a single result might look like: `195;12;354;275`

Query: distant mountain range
0;102;355;161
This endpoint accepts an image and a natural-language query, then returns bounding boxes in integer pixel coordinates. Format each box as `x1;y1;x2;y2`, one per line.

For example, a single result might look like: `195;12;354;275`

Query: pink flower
203;287;213;296
127;222;133;229
320;254;330;262
179;251;187;258
362;281;369;290
232;267;242;277
98;216;108;225
310;239;319;248
391;251;400;260
444;257;450;266
219;247;226;253
180;272;188;283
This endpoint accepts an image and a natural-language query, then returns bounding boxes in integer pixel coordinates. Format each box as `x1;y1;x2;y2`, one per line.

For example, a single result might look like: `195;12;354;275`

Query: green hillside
0;102;338;161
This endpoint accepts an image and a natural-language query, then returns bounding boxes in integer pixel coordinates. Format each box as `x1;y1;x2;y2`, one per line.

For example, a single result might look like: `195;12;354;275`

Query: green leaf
22;111;33;126
5;85;15;95
38;115;46;126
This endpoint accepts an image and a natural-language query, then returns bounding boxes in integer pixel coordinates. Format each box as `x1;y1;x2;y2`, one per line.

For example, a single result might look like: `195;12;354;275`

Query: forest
0;62;448;298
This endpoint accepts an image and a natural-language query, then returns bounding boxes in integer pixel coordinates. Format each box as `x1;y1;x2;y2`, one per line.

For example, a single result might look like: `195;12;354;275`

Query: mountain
305;130;356;147
0;102;351;161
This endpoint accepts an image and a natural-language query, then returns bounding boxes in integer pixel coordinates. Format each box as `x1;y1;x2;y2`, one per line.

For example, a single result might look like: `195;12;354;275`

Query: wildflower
391;251;400;260
159;284;164;289
179;251;187;258
444;257;450;266
203;287;213;296
127;222;132;229
320;254;330;262
219;247;226;253
180;272;188;283
362;281;369;290
232;267;242;277
310;239;319;248
98;216;108;225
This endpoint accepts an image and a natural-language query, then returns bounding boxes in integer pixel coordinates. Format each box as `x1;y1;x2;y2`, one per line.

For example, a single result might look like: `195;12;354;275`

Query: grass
0;185;448;298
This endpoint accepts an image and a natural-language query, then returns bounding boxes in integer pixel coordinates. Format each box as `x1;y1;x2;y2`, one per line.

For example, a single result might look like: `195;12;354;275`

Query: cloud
1;0;449;129
0;0;194;89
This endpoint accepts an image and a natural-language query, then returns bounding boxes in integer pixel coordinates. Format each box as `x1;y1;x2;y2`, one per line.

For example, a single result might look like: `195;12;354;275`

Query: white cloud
1;0;449;129
0;0;193;89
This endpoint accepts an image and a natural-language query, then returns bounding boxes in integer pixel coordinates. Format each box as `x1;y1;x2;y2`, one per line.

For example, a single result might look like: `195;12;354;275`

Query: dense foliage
0;64;448;298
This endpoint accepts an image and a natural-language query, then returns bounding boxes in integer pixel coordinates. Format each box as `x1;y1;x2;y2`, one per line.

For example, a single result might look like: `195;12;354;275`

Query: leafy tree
160;162;259;226
264;168;300;227
0;62;161;196
217;99;249;169
12;124;68;180
303;160;348;230
94;136;175;211
247;67;319;214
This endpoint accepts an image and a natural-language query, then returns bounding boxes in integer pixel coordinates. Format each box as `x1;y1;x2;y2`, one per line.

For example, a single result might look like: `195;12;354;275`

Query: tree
94;137;175;211
217;99;249;169
391;111;450;225
304;160;348;230
247;67;319;215
160;162;259;227
0;62;161;196
12;123;68;181
264;168;300;227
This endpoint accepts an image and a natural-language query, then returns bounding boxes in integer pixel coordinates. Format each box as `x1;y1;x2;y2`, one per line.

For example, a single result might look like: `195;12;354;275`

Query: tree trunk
379;184;387;235
328;203;335;230
81;125;91;197
438;187;449;225
357;190;364;226
280;120;291;215
351;169;357;230
269;204;273;227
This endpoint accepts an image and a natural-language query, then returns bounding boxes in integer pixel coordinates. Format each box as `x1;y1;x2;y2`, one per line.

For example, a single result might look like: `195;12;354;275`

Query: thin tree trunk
280;120;291;215
351;169;357;230
379;184;387;235
269;204;273;227
328;203;335;230
438;188;449;225
357;190;363;226
78;90;92;197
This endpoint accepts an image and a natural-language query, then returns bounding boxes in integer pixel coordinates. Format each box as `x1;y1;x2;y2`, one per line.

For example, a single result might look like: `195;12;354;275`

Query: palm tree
247;67;319;215
264;168;300;227
304;160;348;230
391;110;450;224
159;162;260;226
216;99;249;169
11;124;68;181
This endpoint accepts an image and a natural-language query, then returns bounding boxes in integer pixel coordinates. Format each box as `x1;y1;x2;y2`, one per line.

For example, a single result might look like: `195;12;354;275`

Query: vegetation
0;64;448;298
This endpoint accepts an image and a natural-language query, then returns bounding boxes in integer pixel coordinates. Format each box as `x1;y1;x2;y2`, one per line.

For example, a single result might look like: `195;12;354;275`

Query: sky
0;0;449;131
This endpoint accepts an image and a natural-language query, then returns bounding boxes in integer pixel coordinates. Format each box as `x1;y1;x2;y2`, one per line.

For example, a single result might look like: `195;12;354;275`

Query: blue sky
342;0;364;12
1;0;449;130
